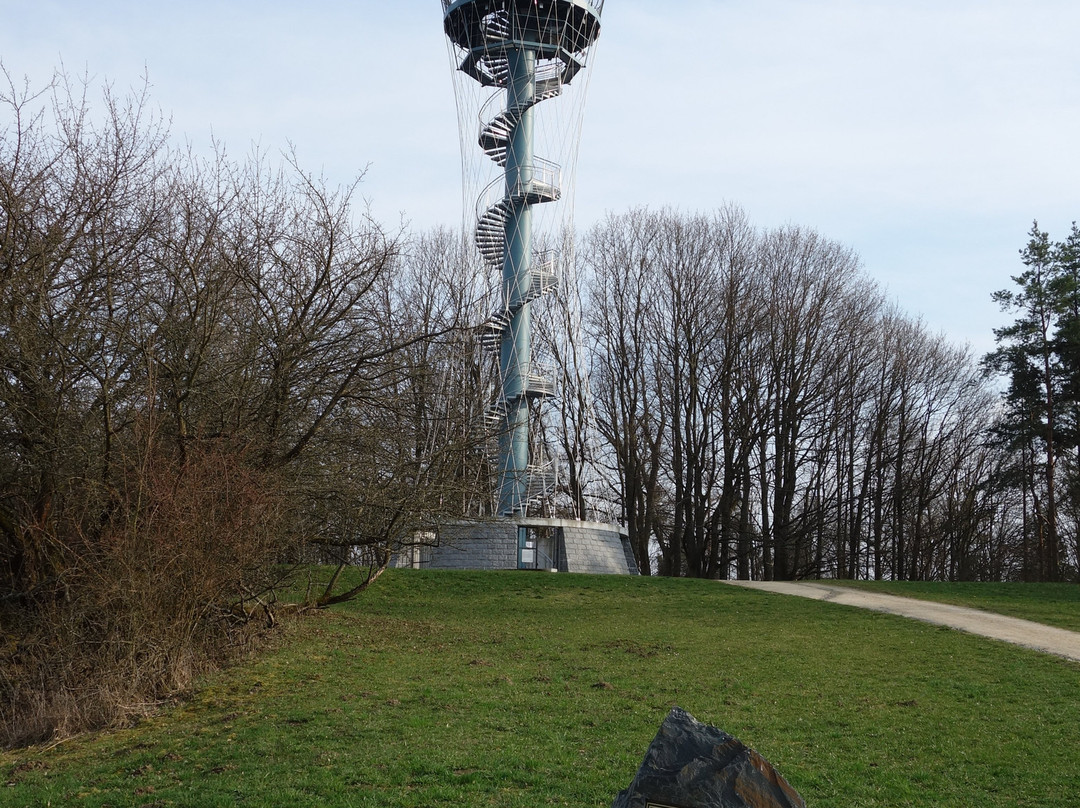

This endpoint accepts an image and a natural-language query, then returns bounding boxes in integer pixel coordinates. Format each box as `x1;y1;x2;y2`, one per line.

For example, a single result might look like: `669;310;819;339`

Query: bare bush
0;432;289;747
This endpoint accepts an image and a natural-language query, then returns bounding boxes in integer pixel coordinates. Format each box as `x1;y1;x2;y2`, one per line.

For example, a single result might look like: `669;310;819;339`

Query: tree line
575;207;1018;581
568;212;1080;583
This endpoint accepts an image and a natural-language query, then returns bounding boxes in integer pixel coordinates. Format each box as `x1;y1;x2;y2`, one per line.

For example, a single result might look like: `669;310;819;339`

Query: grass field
3;570;1080;807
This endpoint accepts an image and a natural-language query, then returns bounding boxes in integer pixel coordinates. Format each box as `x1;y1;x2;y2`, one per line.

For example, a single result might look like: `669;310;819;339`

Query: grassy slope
3;570;1080;807
818;580;1080;632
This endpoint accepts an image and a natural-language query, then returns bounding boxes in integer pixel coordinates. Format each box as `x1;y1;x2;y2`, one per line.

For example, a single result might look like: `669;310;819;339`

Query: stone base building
395;518;638;575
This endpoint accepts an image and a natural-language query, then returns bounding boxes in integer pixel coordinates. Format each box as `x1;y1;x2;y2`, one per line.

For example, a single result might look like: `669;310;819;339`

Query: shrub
0;439;291;747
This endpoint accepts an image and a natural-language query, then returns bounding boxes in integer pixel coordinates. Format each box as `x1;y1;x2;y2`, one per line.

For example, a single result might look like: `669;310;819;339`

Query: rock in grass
611;707;806;808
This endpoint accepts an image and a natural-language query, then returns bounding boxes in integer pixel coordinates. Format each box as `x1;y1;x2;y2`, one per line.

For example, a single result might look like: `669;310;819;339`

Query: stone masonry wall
561;523;633;575
425;521;519;570
395;518;637;575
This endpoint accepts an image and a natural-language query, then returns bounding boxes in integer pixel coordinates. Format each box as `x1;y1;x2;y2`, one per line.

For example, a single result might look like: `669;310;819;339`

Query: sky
2;0;1078;357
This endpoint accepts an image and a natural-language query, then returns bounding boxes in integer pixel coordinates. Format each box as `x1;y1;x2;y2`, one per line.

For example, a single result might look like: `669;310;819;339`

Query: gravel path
721;580;1080;664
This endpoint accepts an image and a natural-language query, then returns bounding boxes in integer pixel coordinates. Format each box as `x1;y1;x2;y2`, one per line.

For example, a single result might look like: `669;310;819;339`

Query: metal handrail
442;0;604;18
493;360;556;385
526;456;558;503
474;158;562;222
521;157;561;194
525;362;556;397
534;249;559;275
475;176;510;224
528;360;554;380
478;93;507;135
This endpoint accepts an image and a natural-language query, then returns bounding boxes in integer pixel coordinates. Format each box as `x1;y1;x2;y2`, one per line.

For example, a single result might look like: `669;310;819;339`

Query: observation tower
441;0;604;518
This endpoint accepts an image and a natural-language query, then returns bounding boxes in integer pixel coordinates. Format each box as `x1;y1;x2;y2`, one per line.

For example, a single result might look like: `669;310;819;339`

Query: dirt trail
721;580;1080;664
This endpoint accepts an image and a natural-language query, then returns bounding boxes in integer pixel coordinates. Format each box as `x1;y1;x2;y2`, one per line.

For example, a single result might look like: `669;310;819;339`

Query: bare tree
583;209;668;574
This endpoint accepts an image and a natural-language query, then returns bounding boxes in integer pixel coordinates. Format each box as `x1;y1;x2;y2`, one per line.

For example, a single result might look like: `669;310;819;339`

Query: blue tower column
498;45;536;516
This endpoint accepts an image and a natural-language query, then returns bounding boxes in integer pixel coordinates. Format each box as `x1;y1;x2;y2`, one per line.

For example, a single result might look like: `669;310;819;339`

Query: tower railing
442;0;605;15
473;159;562;218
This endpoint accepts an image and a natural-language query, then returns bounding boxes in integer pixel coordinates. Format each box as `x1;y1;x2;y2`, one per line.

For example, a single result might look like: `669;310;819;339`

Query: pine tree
985;222;1071;580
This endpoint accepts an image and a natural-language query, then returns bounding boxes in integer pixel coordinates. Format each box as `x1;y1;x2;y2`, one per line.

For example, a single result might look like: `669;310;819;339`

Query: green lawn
3;570;1080;807
818;579;1080;632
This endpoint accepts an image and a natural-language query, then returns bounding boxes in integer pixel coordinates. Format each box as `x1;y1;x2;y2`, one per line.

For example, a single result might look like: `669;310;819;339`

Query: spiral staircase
443;0;603;515
472;157;561;510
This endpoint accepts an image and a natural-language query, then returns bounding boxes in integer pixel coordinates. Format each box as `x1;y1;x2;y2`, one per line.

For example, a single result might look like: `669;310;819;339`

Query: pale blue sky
3;1;1078;355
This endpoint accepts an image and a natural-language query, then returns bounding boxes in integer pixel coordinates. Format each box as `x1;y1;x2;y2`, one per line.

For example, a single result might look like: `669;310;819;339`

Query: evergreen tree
984;222;1075;580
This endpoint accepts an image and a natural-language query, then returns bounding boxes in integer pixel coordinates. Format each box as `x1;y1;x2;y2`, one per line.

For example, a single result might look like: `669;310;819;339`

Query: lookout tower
441;0;604;517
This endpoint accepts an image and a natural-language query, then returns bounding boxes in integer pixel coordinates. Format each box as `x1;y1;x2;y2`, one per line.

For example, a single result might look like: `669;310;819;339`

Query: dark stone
611;707;806;808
